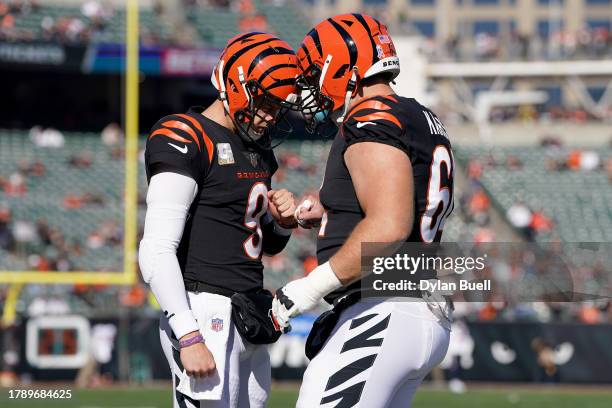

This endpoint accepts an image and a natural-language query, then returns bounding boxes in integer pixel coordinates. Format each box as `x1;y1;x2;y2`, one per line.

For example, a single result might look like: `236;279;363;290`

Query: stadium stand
187;6;239;48
455;145;612;242
0;1;173;44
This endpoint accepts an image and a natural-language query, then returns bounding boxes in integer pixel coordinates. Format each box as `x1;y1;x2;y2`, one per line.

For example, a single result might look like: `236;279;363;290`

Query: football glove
272;261;342;329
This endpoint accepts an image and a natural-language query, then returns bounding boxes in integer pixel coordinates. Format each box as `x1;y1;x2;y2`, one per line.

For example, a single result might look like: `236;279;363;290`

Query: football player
272;14;454;407
138;32;300;408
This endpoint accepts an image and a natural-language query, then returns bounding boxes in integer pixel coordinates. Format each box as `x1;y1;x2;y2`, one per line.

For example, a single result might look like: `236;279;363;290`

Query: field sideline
2;384;612;407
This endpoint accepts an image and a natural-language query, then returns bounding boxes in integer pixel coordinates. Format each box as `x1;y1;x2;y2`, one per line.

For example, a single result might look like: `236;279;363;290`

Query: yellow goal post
0;0;140;286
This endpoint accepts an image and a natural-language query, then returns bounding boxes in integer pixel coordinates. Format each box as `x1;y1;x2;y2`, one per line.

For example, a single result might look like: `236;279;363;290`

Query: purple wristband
179;334;204;348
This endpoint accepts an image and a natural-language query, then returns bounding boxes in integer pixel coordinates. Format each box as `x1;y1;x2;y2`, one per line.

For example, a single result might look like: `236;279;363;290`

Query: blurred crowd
421;27;612;62
2;127;612;323
0;123;126;274
0;0;169;45
0;0;290;46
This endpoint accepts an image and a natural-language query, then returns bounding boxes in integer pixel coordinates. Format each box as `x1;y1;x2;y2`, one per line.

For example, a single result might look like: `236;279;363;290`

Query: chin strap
336;67;358;123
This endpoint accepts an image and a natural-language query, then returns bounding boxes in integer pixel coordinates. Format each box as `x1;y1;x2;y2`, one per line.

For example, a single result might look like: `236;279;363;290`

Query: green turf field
1;386;612;407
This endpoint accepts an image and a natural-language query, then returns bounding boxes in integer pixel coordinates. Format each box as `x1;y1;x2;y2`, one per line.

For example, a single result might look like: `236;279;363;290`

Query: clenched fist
268;189;298;228
179;331;216;378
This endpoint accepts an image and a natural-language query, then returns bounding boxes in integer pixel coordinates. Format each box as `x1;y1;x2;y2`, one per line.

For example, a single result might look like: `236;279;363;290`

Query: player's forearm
330;215;409;284
262;225;291;255
261;212;292;255
139;172;199;339
139;240;198;339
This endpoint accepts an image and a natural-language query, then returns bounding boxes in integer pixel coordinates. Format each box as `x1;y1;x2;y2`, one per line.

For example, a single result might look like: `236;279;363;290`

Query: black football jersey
316;95;454;302
144;107;278;293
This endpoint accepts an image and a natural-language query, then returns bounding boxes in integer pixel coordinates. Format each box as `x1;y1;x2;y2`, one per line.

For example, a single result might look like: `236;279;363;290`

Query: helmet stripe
372;17;383;32
300;43;314;66
352;13;377;66
327;18;357;68
266;78;297;90
223;38;277;82
306;28;323;58
248;47;295;75
257;63;298;83
226;32;264;48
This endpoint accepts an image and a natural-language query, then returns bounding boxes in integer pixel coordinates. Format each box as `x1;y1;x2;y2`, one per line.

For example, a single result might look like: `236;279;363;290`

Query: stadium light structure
427;60;612;140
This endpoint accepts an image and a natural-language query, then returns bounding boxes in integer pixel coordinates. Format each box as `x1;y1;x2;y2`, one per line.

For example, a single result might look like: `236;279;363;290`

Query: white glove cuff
169;310;200;340
306;261;342;299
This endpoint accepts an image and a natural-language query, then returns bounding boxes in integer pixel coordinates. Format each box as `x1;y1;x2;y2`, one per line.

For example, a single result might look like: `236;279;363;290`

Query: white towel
176;291;232;400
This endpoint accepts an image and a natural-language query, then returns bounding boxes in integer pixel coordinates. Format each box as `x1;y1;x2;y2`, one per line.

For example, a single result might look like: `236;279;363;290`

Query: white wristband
169;310;199;340
306;261;343;299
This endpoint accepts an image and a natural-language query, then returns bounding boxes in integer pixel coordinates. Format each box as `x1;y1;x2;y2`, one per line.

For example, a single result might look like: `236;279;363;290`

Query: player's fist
179;332;216;378
294;195;324;229
268;189;298;228
272;280;319;329
272;261;342;328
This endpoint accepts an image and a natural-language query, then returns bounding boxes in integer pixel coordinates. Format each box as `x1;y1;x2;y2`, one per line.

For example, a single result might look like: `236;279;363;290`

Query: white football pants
159;293;270;408
296;298;451;408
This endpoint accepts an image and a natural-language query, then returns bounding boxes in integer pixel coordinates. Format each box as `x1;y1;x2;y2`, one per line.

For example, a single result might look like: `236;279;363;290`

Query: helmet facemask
233;79;299;150
296;63;337;138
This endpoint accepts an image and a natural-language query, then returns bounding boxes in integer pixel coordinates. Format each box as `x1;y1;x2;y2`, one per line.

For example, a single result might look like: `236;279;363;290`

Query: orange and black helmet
297;14;400;132
211;32;300;147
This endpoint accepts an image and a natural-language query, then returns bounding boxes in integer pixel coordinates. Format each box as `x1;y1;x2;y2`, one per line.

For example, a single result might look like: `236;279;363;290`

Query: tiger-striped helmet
297;14;400;130
211;32;300;147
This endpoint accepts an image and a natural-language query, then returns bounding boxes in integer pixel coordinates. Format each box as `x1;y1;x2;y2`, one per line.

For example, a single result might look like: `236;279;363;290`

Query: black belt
184;281;236;298
184;281;261;298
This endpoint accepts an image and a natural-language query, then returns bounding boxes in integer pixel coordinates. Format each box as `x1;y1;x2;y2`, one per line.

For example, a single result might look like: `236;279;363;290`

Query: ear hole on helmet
229;79;238;93
333;64;349;79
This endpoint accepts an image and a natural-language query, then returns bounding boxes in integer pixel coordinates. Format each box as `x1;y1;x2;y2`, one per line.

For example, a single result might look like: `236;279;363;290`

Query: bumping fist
294;195;325;229
268;189;298;228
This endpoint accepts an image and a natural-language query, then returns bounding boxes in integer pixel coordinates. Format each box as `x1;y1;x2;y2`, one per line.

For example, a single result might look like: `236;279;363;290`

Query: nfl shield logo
211;318;224;332
248;152;259;167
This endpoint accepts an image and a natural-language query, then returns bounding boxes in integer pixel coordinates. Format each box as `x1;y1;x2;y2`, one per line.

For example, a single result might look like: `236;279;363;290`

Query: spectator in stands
87;220;121;249
30;126;65;148
68;152;93;169
4;172;27;197
565;149;601;171
467;186;490;224
506;201;534;240
302;255;317;276
505;154;523;170
529;209;554;235
13;219;37;248
0;203;15;252
578;302;601;324
17;159;46;177
238;12;269;33
81;0;104;20
63;192;106;209
605;157;612;184
263;253;288;275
